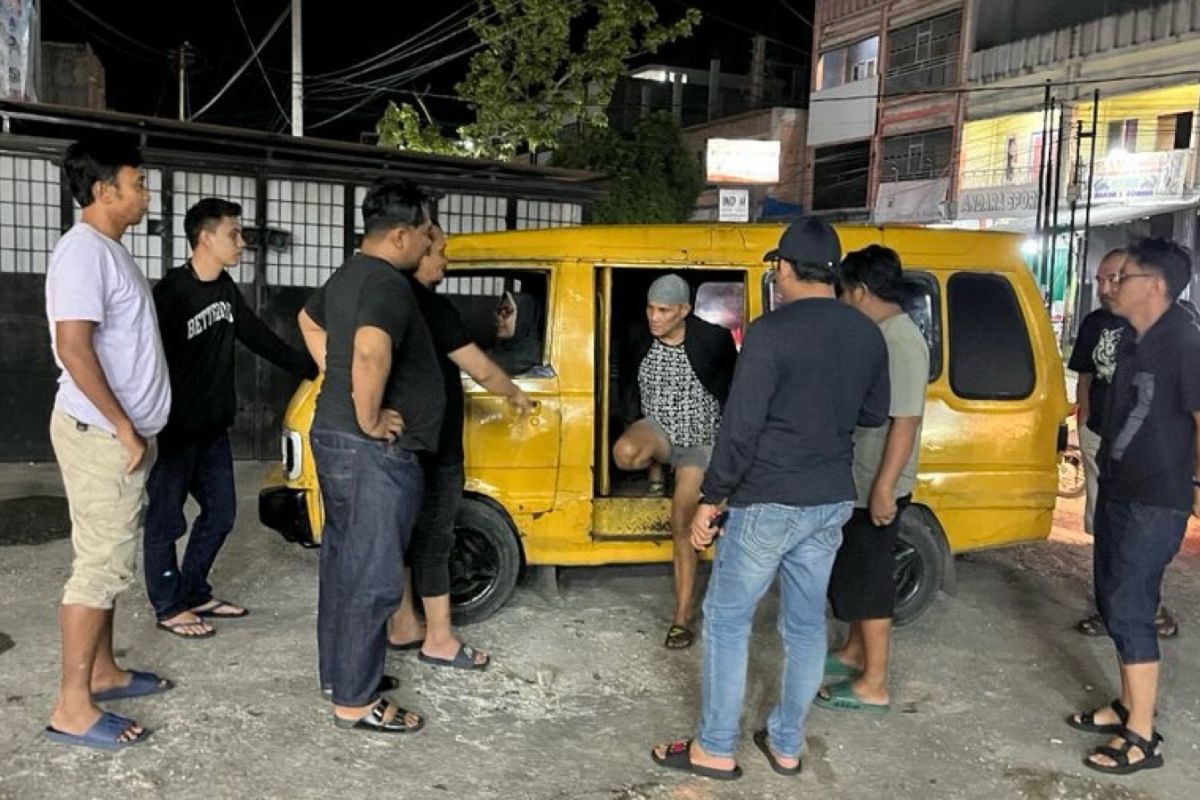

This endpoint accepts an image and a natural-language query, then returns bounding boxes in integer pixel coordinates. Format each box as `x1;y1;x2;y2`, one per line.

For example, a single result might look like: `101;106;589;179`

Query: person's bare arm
448;343;533;414
298;308;327;374
868;416;922;526
54;320;145;473
1076;372;1093;425
352;326;403;440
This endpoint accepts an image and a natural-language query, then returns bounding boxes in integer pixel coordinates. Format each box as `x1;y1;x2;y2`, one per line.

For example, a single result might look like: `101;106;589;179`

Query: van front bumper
258;486;317;548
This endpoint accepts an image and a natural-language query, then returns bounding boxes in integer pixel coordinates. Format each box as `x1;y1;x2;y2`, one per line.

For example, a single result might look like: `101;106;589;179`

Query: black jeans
143;433;237;620
409;457;464;598
312;428;425;707
1094;493;1189;664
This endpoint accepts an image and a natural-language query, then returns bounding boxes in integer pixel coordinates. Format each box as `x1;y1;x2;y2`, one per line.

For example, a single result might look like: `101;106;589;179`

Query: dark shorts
1094;495;1189;664
827;497;910;622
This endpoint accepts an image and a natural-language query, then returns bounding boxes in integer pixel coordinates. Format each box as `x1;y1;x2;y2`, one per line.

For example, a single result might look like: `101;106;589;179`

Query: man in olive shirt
297;181;443;734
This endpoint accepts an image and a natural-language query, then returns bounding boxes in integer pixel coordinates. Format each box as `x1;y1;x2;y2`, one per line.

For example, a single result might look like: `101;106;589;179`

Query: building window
1107;119;1138;154
812;140;871;210
1155;112;1193;151
885;11;962;95
817;36;880;91
882;128;954;182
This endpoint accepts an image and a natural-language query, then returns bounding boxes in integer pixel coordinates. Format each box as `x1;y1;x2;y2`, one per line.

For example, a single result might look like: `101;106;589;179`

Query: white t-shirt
45;222;171;436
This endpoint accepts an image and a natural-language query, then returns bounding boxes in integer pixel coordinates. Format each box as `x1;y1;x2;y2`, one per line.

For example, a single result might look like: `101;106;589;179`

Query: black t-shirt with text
1098;303;1200;511
154;264;315;453
304;254;444;451
407;275;474;463
1067;308;1130;435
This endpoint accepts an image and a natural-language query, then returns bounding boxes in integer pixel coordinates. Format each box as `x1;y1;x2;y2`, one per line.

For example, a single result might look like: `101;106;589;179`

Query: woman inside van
489;291;543;375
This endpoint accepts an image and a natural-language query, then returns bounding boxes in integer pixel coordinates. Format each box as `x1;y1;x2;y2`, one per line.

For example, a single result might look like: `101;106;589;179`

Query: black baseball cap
763;215;842;269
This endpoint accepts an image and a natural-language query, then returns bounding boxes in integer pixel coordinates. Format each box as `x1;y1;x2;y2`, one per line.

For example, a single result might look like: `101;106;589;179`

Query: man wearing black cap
613;273;738;650
651;217;890;780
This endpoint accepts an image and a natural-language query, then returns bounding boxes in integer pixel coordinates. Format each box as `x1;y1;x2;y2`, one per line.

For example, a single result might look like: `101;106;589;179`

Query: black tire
893;509;945;627
1057;446;1087;499
449;498;523;626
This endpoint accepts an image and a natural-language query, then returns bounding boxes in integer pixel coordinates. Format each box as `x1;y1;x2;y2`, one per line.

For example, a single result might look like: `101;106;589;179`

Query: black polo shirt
305;254;444;451
1099;303;1200;511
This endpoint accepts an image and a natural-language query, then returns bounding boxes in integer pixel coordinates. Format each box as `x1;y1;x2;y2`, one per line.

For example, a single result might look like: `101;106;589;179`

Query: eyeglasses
1095;271;1157;287
495;305;515;318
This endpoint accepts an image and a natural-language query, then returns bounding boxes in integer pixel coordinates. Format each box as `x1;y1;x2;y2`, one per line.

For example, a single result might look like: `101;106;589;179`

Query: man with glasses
1071;250;1177;638
1067;238;1200;775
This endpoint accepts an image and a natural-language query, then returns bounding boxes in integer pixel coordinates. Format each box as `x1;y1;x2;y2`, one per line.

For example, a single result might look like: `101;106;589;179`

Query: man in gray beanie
613;273;738;650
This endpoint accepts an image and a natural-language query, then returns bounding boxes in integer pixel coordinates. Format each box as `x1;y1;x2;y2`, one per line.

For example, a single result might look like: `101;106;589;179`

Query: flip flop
193;600;249;619
43;711;150;751
665;625;694;650
753;729;802;776
92;670;174;702
418;643;490;671
333;700;425;734
156;619;215;639
823;652;861;679
650;738;742;781
814;681;889;715
387;638;424;652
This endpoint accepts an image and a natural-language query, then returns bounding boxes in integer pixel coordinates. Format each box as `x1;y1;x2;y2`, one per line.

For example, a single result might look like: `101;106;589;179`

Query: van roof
447;223;1029;272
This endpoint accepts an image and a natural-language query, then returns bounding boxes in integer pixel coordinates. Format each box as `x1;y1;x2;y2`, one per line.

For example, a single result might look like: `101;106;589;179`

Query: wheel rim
893;540;923;608
449;525;501;610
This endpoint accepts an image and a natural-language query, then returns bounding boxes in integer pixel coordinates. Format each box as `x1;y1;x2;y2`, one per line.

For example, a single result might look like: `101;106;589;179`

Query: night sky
39;0;814;141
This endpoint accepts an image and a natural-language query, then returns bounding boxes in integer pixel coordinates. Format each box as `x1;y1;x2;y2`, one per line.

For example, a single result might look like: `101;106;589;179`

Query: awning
986;198;1199;233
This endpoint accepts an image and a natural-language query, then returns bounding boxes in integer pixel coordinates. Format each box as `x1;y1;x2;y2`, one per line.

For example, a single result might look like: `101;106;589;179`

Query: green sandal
814;680;889;715
823;652;861;679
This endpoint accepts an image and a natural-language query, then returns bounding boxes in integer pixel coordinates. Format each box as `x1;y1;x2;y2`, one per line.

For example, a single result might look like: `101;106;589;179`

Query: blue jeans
143;433;236;620
698;501;853;759
312;428;425;707
1094;494;1189;664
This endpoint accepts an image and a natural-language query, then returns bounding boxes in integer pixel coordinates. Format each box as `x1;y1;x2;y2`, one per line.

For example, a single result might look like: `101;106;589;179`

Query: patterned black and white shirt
638;340;722;448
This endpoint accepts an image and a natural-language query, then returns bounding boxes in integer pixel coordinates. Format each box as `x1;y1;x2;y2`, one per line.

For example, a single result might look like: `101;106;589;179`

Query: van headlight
282;429;303;481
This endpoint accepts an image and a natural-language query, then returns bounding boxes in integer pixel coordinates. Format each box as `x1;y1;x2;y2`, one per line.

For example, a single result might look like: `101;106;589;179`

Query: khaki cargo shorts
50;411;157;610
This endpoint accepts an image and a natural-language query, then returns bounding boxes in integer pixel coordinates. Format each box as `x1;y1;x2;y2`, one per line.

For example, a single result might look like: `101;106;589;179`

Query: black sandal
333;699;425;734
1083;728;1164;775
665;624;694;649
1156;606;1179;639
650;738;742;781
1066;699;1129;734
1074;613;1105;637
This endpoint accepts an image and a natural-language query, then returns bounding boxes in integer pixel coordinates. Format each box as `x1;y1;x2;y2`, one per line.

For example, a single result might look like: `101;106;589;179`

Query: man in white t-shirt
42;139;172;751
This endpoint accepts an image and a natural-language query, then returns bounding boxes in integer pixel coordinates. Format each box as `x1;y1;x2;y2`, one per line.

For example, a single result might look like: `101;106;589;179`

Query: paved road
0;463;1197;799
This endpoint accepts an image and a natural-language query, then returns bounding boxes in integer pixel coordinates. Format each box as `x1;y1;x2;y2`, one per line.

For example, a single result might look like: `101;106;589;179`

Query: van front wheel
893;511;945;626
449;498;523;626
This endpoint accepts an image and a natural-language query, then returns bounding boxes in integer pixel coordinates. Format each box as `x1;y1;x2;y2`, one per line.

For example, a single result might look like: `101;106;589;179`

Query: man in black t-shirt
386;224;532;671
1068;238;1200;776
145;199;315;639
296;181;443;735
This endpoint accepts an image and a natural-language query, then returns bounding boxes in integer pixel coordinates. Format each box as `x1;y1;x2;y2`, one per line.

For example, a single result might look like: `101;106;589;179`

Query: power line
231;0;291;126
776;0;814;29
191;3;291;121
63;0;167;58
663;0;811;58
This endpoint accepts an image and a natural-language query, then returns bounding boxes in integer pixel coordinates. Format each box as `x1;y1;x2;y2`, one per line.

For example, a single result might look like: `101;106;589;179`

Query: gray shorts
642;416;713;471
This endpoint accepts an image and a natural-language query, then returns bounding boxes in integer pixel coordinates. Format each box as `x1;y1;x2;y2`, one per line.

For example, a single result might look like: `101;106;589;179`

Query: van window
902;272;942;381
947;272;1034;400
438;268;551;375
694;280;745;348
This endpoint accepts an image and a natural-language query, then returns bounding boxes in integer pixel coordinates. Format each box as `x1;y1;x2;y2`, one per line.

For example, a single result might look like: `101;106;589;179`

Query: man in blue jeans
650;216;890;779
1066;238;1200;775
297;180;444;733
145;198;315;638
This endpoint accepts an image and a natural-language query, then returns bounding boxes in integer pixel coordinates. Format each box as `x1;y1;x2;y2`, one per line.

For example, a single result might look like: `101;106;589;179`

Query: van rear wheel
449;498;522;626
893;510;945;626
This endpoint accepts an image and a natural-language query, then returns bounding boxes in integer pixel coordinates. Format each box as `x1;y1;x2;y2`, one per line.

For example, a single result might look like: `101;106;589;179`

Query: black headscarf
490;291;543;375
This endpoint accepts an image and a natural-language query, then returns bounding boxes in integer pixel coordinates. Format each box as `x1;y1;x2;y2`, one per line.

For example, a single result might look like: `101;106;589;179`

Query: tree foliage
376;0;700;160
553;112;703;223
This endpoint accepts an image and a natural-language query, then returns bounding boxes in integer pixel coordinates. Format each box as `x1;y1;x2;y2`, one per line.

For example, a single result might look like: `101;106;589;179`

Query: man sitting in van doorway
612;274;737;649
1071;249;1178;640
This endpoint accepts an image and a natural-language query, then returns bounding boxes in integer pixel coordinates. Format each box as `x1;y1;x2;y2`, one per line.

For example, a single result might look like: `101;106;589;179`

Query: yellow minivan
259;224;1069;626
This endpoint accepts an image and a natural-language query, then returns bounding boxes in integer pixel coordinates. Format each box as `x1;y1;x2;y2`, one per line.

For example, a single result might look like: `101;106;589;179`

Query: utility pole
291;0;303;136
749;35;766;110
174;41;194;121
